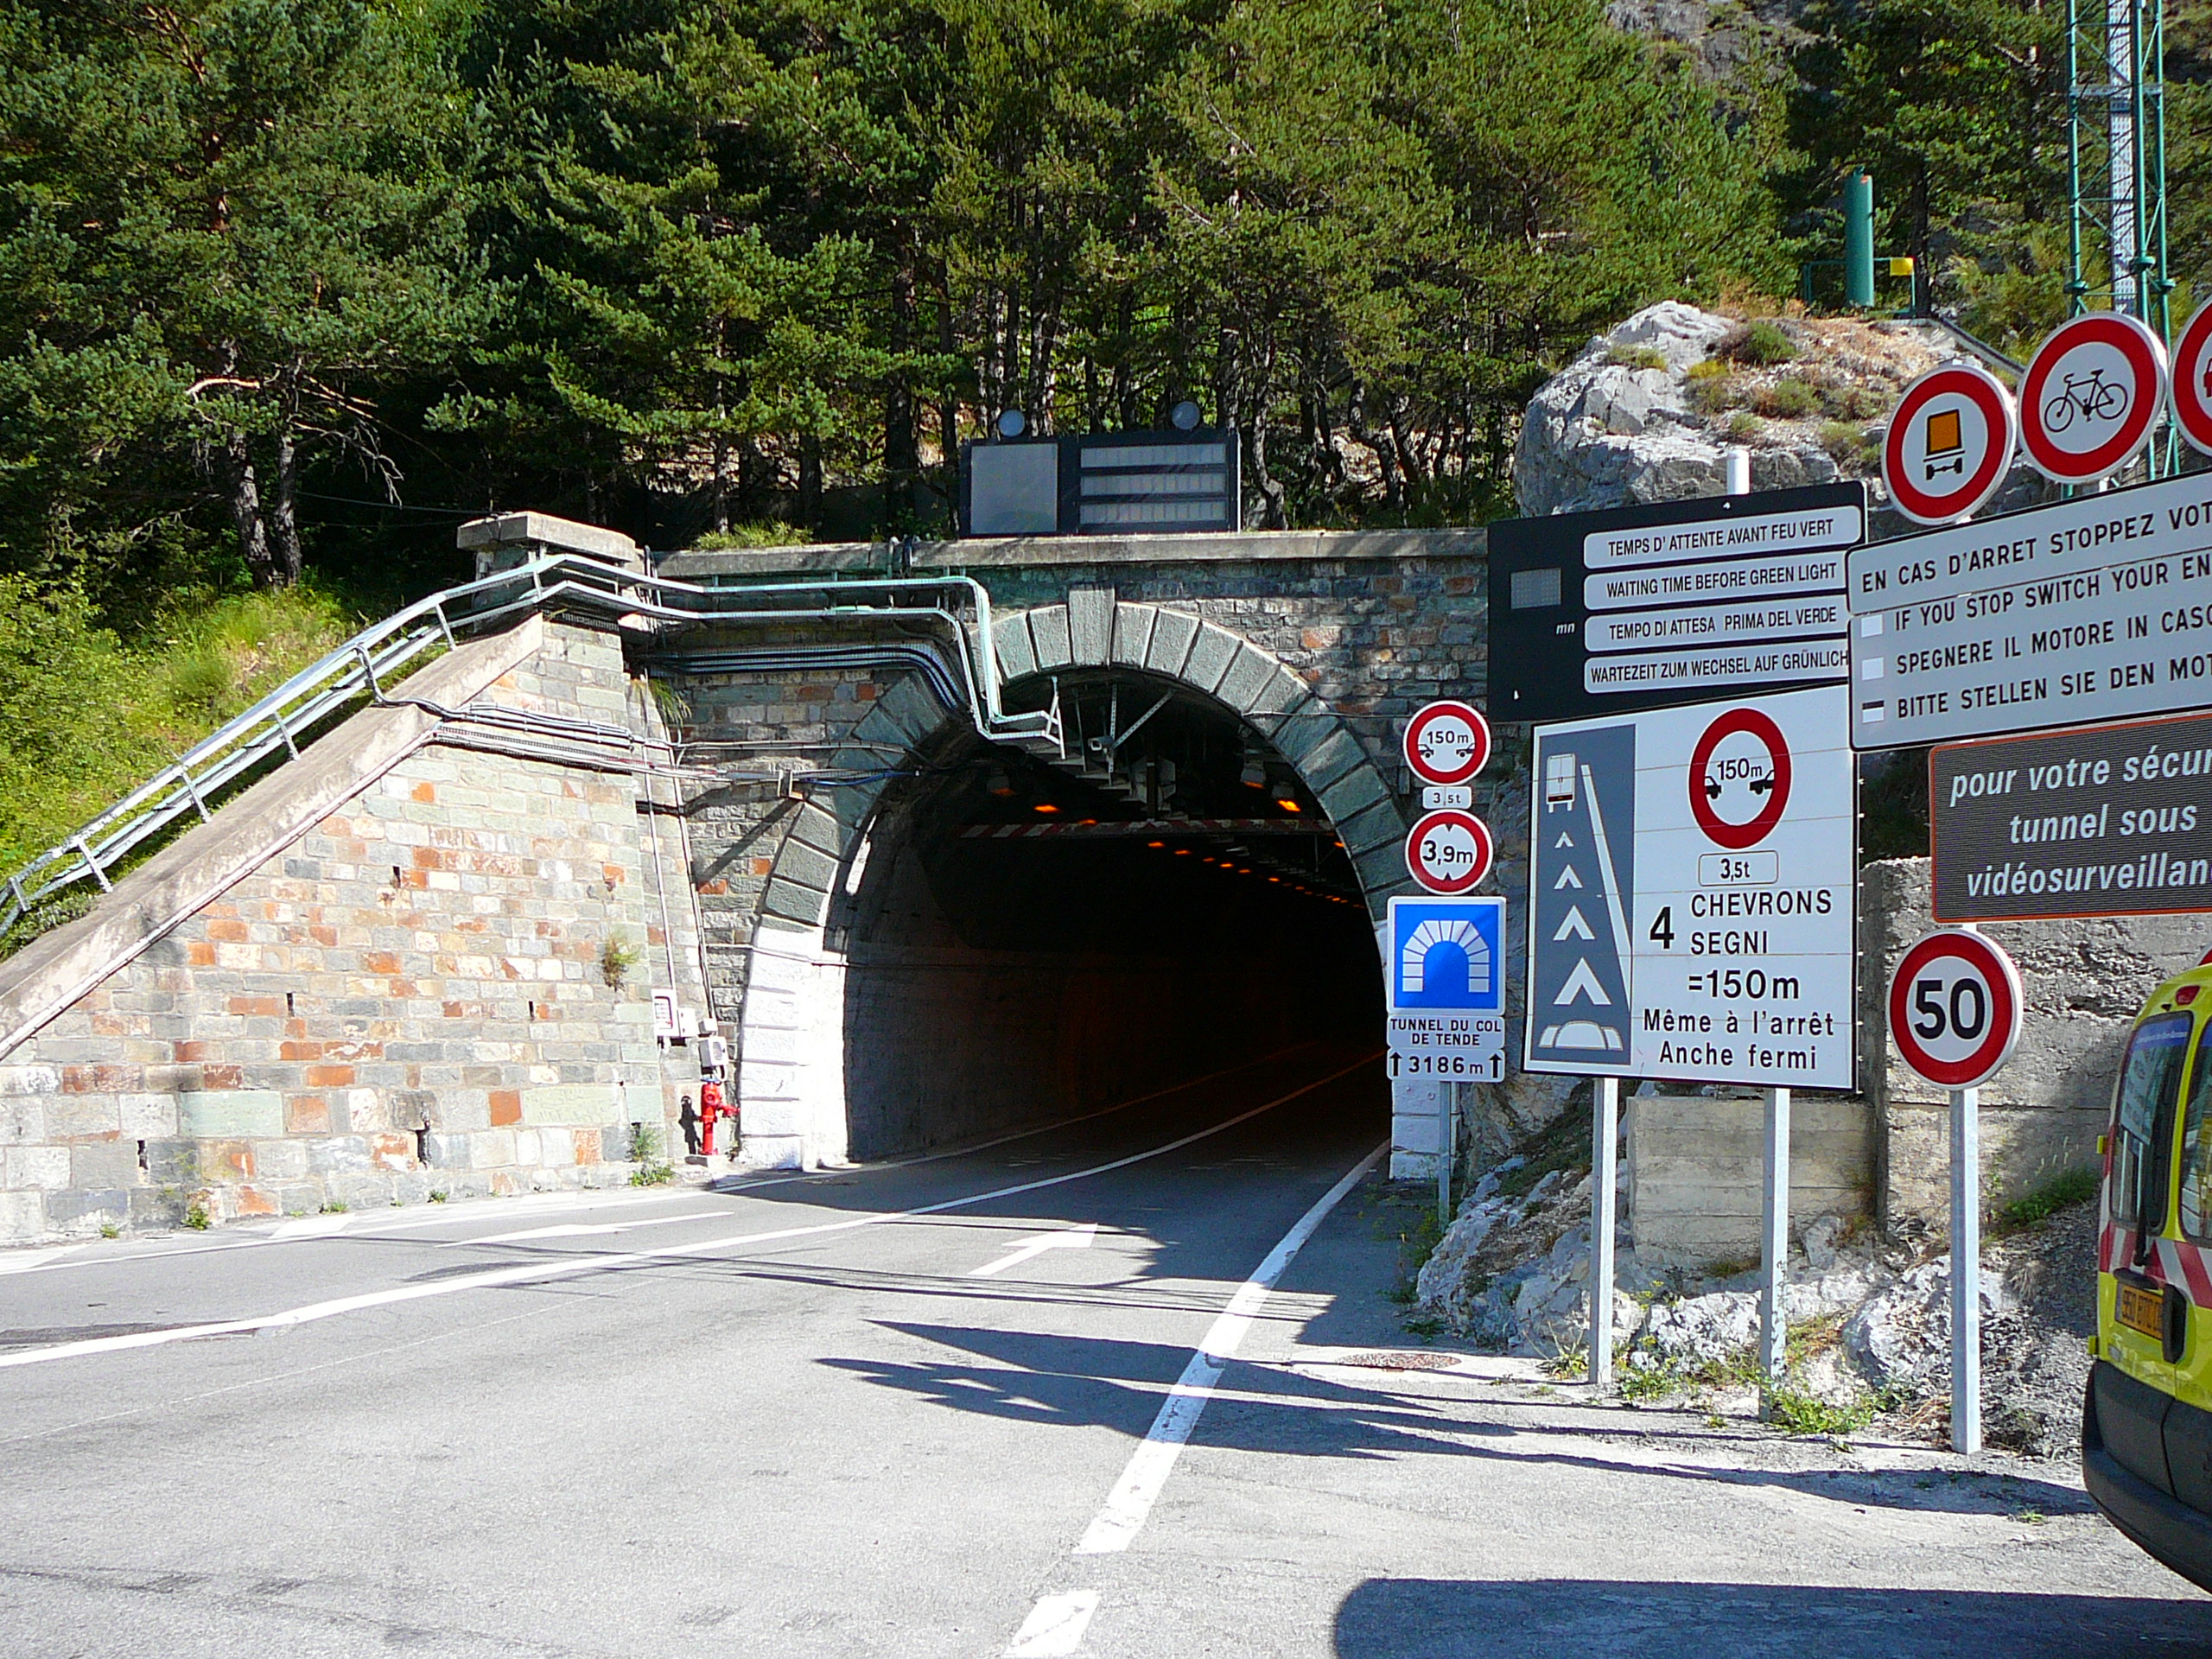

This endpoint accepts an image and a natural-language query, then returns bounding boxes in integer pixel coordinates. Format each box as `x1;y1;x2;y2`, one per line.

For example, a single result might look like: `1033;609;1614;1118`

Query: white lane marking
268;1216;353;1241
443;1212;725;1247
0;1246;84;1275
1006;1590;1100;1657
0;1056;1377;1370
1074;1140;1387;1555
970;1224;1097;1279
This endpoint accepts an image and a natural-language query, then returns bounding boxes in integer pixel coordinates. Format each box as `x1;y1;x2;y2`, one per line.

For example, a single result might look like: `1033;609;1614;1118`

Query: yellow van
2086;955;2212;1590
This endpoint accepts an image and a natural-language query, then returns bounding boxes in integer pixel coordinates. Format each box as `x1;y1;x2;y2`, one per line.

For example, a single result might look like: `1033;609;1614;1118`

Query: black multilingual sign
1487;482;1865;722
1931;710;2212;922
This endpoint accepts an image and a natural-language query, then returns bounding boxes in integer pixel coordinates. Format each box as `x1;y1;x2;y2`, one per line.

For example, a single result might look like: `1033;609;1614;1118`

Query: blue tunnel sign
1386;896;1506;1081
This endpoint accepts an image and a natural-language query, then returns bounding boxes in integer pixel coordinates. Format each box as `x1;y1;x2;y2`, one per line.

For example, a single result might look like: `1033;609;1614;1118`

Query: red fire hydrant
698;1079;735;1156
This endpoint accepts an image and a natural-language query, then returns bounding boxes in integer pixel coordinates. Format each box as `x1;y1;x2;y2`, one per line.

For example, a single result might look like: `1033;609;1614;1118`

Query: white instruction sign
1525;685;1856;1089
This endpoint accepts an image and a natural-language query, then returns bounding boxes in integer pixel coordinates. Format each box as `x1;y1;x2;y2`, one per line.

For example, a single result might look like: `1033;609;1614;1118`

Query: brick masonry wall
0;622;709;1243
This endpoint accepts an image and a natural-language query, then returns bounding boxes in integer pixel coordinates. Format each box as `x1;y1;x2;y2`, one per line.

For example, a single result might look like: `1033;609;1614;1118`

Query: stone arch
734;600;1409;1168
986;598;1413;916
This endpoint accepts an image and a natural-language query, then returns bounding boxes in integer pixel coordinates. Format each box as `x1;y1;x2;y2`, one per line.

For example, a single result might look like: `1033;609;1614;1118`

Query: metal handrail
0;554;1057;944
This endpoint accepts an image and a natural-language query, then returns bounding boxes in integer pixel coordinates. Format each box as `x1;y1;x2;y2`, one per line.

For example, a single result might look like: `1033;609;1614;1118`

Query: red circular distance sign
1882;363;2018;525
1403;700;1491;786
2018;312;2169;485
1688;707;1792;851
1405;809;1493;893
1888;930;2024;1088
2171;297;2212;457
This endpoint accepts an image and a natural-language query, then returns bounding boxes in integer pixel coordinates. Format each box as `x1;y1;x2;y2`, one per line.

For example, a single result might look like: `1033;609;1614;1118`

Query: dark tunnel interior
832;671;1386;1159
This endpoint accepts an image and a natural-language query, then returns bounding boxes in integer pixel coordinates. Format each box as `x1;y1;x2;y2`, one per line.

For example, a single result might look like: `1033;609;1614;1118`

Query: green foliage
627;1121;675;1185
0;0;487;591
1997;1165;2100;1233
1725;410;1763;442
601;934;643;988
1607;346;1669;371
0;580;347;936
1820;421;1878;466
183;1203;212;1230
1762;1382;1876;1436
691;524;810;550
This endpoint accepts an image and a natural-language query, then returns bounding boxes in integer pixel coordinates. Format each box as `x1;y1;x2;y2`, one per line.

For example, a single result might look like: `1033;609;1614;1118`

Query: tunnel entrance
831;671;1386;1159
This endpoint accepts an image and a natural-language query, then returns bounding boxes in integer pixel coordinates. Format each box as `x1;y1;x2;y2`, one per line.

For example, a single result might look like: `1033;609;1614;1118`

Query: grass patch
1750;378;1818;420
1762;1382;1876;1436
1688;369;1737;414
1821;421;1880;467
1996;1165;2099;1233
1719;320;1798;366
1605;344;1669;371
690;522;809;550
0;581;354;957
1724;410;1763;442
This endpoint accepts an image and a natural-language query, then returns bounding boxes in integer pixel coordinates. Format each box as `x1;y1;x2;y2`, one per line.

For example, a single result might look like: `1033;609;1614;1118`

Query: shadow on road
1332;1577;2212;1656
824;1321;2097;1517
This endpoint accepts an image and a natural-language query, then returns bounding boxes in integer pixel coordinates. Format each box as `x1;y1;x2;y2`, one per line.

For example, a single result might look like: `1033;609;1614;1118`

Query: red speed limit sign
1888;930;2024;1088
1403;700;1491;786
1405;809;1493;893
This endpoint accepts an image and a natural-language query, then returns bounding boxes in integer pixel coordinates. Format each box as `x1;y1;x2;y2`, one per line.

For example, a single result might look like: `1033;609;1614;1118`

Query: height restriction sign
1406;810;1493;893
1524;683;1856;1089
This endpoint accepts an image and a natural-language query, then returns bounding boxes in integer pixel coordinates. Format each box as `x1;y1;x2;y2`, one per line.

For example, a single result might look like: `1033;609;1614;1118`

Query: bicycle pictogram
2043;366;2129;433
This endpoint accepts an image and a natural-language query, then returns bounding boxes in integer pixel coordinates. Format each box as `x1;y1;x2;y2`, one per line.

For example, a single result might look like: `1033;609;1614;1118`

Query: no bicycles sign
2018;313;2169;486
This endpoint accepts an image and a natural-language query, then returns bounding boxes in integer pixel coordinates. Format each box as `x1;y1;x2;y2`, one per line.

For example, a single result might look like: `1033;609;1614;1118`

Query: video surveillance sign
1525;685;1856;1090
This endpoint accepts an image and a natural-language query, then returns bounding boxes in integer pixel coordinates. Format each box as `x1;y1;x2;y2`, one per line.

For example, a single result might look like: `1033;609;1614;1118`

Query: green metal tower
2068;0;2171;339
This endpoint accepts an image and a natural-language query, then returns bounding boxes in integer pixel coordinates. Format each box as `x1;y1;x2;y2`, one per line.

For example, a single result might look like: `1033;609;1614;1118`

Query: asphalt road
2;1039;2209;1658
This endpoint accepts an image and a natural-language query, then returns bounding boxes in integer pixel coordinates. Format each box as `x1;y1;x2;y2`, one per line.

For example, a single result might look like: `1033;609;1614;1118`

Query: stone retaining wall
0;620;709;1243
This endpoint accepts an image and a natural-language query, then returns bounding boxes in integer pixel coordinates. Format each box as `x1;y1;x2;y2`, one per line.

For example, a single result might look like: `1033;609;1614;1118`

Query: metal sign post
1952;1083;1982;1454
1438;1084;1455;1226
1886;929;2024;1454
1591;1075;1619;1390
1761;1086;1791;1381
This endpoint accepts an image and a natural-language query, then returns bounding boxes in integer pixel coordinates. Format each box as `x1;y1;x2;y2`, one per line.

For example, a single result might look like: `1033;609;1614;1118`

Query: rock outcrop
1512;301;2053;525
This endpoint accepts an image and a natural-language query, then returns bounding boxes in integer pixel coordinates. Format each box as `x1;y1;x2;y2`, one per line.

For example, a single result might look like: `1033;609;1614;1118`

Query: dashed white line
969;1225;1097;1278
1006;1590;1101;1656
